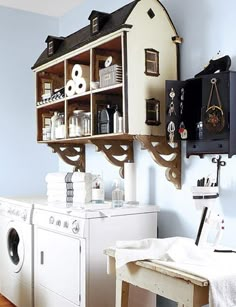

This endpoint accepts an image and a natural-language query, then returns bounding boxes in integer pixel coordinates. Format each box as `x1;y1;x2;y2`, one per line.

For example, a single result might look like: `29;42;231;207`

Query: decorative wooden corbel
48;143;86;172
90;139;134;178
135;135;181;189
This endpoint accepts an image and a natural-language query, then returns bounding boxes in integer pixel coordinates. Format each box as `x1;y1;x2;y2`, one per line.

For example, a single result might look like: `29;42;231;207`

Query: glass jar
55;112;65;139
69;110;84;137
83;112;91;136
92;174;104;203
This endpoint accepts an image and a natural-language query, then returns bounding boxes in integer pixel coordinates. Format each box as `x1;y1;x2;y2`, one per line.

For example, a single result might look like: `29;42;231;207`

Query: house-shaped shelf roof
32;0;138;69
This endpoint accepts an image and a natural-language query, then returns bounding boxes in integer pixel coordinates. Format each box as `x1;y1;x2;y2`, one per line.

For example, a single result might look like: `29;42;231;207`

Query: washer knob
49;216;55;224
72;220;80;234
56;220;61;226
64;221;69;228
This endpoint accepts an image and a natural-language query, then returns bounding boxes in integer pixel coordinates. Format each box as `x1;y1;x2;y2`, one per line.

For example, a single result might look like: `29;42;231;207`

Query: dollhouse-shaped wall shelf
32;0;182;189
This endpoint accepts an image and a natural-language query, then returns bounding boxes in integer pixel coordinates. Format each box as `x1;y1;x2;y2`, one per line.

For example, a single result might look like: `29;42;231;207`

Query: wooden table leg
116;279;129;307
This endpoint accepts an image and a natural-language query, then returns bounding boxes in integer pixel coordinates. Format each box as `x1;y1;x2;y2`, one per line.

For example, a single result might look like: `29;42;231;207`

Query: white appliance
0;197;36;307
33;202;159;307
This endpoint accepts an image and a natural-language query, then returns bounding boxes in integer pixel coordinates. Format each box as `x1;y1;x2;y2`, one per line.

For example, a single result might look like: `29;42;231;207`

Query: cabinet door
35;228;82;305
166;79;202;142
166;80;186;142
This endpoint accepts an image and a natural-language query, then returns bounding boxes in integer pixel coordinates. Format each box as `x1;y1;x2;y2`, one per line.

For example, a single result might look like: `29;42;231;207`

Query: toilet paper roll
75;77;89;94
72;64;90;81
65;79;76;97
105;56;113;67
124;162;136;203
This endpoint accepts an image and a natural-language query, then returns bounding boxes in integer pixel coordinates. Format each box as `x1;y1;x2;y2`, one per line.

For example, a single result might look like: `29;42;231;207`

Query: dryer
33;202;159;307
0;197;35;307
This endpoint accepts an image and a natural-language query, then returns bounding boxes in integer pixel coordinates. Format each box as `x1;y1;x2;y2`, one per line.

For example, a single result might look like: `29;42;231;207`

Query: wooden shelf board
91;83;123;94
38;133;134;144
36;98;65;109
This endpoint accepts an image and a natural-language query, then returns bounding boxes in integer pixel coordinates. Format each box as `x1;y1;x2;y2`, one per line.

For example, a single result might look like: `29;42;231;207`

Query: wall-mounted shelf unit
32;0;182;189
166;71;236;159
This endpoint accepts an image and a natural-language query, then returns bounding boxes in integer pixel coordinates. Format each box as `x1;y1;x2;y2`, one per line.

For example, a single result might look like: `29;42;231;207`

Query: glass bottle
50;111;59;140
83;112;91;136
112;179;124;208
55;112;65;139
113;105;120;133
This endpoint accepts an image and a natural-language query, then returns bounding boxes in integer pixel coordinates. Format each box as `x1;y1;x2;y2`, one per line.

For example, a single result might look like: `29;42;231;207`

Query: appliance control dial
56;220;61;226
49;216;55;224
72;220;80;234
63;221;69;228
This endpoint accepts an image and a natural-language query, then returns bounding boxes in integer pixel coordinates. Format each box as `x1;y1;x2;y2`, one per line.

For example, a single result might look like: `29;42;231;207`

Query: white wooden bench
105;248;209;307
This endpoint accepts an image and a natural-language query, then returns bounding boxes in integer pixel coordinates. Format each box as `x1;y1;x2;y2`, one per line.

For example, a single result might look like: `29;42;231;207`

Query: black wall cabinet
166;71;236;157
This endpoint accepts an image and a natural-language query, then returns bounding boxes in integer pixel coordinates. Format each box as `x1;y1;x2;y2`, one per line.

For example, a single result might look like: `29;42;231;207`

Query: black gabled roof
32;0;138;69
45;35;65;43
88;10;110;21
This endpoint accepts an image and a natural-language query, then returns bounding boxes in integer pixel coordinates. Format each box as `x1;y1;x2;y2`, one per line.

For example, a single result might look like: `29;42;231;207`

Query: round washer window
8;228;20;265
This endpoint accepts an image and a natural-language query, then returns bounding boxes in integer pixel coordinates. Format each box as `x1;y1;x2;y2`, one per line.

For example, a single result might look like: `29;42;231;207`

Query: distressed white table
104;248;209;307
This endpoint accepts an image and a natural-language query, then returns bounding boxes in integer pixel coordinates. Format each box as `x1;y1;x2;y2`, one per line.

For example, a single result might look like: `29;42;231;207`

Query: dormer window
88;11;110;36
45;35;64;57
92;17;99;34
48;41;54;56
145;48;160;76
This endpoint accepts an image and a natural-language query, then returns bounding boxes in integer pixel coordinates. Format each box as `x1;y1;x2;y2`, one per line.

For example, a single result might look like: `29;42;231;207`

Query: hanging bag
204;78;225;132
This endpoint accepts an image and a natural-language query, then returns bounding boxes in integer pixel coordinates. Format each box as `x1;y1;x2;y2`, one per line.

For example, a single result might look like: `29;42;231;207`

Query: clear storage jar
69;110;84;137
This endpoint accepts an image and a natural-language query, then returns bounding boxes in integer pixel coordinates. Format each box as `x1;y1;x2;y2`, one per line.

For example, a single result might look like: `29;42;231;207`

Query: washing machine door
6;222;24;273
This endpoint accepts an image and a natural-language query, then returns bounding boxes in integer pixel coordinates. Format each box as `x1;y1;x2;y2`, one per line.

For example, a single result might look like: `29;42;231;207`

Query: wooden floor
0;295;15;307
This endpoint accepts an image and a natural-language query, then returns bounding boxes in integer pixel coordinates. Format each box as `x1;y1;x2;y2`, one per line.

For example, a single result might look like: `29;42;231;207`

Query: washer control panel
0;201;31;223
33;209;86;238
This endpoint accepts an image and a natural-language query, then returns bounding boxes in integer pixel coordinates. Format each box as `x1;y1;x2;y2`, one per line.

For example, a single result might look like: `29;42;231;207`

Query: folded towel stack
45;172;92;203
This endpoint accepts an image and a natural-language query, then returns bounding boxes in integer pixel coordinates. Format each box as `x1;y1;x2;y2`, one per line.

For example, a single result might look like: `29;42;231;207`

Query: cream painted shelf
32;0;182;189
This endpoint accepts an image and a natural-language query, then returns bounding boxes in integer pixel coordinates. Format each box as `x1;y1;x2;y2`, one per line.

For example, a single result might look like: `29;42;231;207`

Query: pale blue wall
59;0;236;243
59;0;131;36
161;0;236;79
59;2;236;306
0;7;59;196
1;2;234;306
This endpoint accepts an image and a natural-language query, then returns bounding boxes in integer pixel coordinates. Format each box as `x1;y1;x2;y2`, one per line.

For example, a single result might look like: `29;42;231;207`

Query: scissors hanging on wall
212;155;226;186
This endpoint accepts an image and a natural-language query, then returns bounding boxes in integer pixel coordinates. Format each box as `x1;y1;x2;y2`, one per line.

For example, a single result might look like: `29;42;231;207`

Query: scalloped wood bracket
135;135;181;189
48;143;86;172
90;139;134;178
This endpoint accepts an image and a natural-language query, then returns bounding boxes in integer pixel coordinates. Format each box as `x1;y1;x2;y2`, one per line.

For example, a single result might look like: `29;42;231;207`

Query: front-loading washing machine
0;196;37;307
